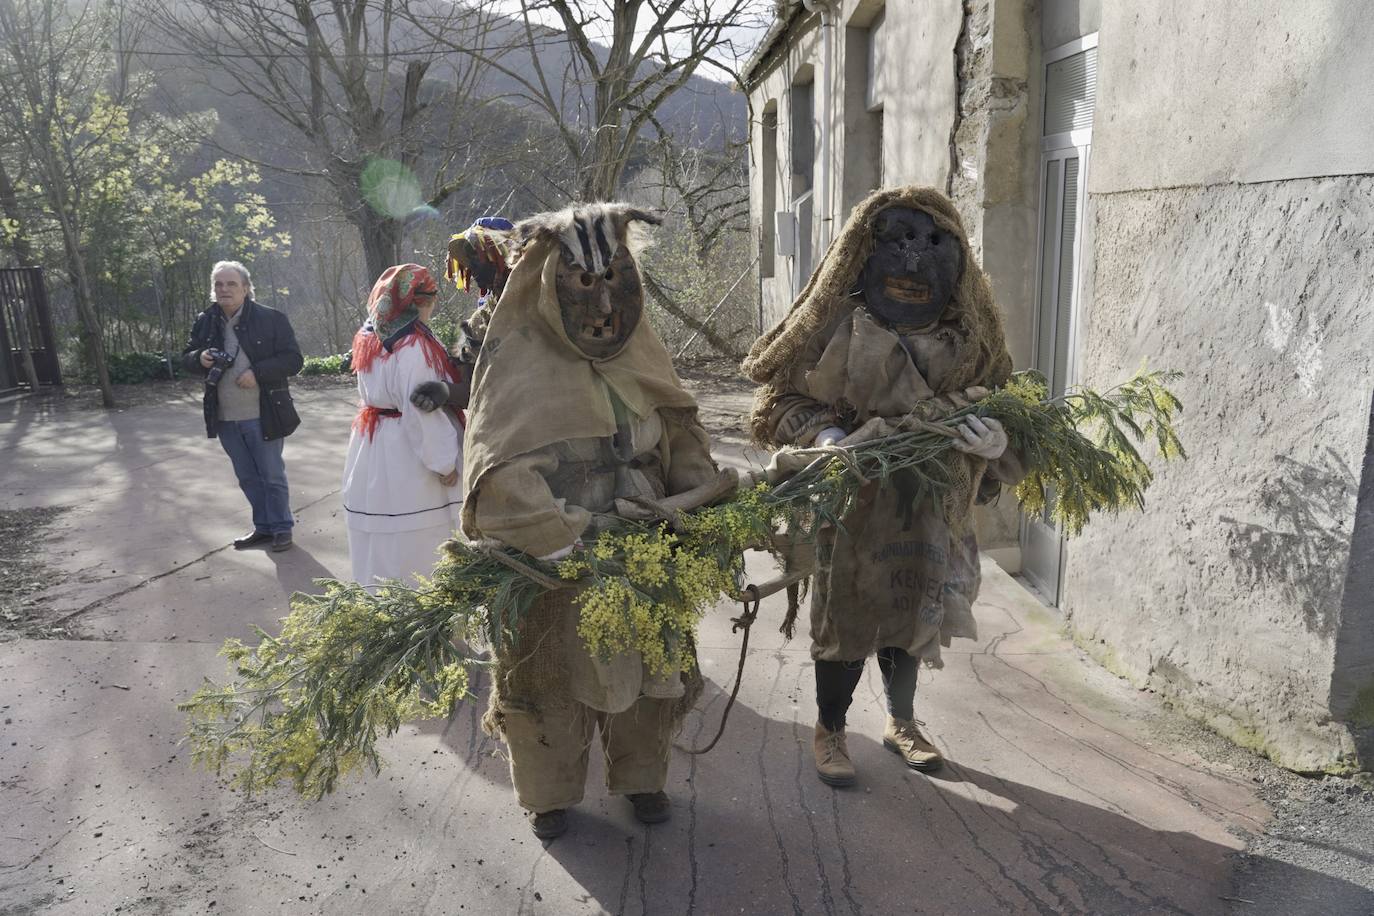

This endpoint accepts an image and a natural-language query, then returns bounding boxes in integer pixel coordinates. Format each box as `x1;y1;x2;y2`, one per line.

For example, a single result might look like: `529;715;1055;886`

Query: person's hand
235;369;257;389
410;380;450;412
761;448;819;484
813;426;847;448
438;468;459;487
199;350;215;369
538;543;576;562
950;415;1007;460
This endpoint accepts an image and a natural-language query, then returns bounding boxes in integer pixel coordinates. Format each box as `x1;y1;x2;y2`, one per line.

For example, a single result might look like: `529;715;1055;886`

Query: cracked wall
1063;177;1374;774
1060;0;1374;773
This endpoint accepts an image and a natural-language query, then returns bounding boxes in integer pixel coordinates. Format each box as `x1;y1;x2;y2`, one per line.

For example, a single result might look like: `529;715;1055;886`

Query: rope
675;585;761;756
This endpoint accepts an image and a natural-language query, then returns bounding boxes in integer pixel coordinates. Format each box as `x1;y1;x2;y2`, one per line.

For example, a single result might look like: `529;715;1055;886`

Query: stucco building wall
1062;2;1374;772
745;0;1373;771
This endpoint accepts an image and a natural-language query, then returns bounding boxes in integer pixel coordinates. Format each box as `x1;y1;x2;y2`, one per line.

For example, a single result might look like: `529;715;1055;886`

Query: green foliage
100;352;181;385
182;579;477;798
182;369;1185;796
301;354;350;376
425;316;462;351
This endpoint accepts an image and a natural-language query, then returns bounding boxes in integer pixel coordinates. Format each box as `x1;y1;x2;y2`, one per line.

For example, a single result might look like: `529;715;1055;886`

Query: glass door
1020;35;1097;604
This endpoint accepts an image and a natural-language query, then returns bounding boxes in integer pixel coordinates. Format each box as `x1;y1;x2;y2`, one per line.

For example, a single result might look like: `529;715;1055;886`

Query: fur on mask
516;203;661;273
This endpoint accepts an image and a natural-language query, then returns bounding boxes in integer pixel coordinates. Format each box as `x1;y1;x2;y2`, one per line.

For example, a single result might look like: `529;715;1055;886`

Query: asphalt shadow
513;679;1374;916
264;540;340;594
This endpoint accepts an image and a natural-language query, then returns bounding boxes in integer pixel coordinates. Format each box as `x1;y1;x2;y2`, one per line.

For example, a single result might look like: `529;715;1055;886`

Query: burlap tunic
766;309;1024;665
472;396;719;714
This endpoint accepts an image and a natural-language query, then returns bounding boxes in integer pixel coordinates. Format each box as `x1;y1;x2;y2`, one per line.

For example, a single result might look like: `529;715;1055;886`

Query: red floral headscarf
350;264;454;378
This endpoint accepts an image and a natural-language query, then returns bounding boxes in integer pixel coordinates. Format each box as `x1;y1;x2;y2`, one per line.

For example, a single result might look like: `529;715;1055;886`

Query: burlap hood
460;237;700;534
743;185;1013;442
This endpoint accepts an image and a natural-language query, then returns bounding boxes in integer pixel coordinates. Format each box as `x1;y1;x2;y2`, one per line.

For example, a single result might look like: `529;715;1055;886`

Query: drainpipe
802;0;835;251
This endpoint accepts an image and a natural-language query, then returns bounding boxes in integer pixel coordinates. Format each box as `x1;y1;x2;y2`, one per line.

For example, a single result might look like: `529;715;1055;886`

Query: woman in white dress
343;263;464;587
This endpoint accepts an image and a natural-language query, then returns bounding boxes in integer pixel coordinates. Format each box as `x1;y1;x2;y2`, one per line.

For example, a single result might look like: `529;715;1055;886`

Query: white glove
950;415;1008;461
538;544;575;562
813;426;847;447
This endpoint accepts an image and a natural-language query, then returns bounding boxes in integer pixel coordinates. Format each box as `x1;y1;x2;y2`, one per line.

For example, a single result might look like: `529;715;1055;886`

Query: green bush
302;353;350;376
103;352;181;384
427;317;461;350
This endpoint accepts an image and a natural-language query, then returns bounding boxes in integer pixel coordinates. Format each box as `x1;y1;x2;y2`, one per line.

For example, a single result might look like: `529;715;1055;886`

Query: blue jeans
217;418;293;534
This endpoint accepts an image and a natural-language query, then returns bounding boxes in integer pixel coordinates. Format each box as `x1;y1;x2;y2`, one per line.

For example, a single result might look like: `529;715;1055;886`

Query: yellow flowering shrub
183;369;1184;797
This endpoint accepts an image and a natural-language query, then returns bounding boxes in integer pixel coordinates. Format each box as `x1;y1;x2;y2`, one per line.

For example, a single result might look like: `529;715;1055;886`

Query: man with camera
182;260;304;551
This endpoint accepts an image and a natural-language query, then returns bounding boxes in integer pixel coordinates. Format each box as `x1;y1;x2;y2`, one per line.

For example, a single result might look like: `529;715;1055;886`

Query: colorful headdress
446;216;516;294
351;264;449;377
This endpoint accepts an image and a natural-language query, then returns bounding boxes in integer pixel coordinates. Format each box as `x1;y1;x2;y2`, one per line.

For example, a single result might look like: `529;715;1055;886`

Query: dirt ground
1;376;1371;915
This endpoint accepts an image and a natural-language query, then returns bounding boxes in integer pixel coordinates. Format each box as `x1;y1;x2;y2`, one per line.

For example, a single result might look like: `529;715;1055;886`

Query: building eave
742;1;807;89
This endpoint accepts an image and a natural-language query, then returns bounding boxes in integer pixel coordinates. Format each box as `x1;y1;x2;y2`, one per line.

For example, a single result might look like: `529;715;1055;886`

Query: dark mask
859;206;962;328
470;259;500;295
555;243;644;359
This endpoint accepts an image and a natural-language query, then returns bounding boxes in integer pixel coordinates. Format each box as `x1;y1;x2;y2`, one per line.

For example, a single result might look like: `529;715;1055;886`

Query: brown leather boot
528;809;568;839
883;717;943;772
813;722;856;786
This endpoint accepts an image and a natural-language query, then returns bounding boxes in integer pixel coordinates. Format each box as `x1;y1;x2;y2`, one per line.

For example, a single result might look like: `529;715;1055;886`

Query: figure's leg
500;702;594;837
877;647;942;772
216;420;268;534
815;658;865;731
245;427;292;535
599;697;676;823
812;659;864;786
876;646;918;721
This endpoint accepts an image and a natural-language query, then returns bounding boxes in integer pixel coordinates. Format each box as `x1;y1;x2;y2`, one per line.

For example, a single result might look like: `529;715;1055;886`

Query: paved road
1;384;1367;915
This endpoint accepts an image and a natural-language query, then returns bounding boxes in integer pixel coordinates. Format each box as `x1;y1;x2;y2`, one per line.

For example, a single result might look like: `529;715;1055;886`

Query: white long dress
342;340;463;587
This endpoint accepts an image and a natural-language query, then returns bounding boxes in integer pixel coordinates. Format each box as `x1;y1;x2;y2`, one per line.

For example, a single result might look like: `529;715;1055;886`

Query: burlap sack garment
460;235;712;730
744;185;1022;666
460;238;699;520
744;185;1012;432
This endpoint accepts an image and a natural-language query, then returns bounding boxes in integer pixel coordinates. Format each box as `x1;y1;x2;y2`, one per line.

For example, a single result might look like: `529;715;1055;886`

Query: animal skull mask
518;203;660;360
859;206;963;329
555;242;644;359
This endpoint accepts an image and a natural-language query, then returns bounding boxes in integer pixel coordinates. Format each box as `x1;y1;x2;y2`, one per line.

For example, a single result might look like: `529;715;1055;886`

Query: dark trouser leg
876;647;918;721
242;421;292;533
814;659;865;731
217;420;268;532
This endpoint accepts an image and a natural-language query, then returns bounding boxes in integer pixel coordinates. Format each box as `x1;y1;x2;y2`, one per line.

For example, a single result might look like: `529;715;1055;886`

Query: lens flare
360;158;422;219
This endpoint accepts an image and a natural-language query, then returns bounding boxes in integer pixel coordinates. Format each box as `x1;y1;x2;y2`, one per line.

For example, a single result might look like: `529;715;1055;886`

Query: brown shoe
883;717;943;772
628;791;671;824
528;809;568;839
813;722;856;787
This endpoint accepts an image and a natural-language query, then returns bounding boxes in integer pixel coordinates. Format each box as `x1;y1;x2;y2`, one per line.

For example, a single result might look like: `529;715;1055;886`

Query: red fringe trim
351;323;465;437
353;405;400;441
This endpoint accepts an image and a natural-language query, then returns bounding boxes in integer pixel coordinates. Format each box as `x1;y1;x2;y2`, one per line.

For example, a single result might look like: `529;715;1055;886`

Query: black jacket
181;298;304;440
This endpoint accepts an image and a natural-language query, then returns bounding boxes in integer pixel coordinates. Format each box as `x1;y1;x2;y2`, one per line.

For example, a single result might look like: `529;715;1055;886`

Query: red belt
354;405;402;441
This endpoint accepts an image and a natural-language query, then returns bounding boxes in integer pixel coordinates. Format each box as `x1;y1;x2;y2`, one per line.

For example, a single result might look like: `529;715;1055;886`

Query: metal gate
0;267;61;390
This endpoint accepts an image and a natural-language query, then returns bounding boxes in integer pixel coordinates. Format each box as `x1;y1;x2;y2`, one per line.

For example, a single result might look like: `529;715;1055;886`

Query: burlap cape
743;185;1013;445
460;238;700;537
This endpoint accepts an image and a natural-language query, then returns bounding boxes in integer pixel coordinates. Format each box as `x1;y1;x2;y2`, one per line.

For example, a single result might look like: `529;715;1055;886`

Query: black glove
410;380;450;412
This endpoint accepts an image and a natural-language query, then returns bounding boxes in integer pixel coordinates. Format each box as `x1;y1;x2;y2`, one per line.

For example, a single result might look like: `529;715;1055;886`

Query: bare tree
628;122;753;357
0;0;126;406
444;0;769;202
146;0;505;280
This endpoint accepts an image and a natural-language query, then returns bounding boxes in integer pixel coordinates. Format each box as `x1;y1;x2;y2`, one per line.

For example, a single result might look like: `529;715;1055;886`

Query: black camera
204;348;235;387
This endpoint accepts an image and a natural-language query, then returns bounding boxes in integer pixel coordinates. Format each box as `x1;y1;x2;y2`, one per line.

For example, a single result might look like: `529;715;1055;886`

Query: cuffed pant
501;696;676;814
216;418;293;534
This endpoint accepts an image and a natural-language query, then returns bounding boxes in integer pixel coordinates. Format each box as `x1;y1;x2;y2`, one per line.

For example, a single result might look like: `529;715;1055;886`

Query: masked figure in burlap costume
410;216;519;413
461;203;722;839
743;186;1025;786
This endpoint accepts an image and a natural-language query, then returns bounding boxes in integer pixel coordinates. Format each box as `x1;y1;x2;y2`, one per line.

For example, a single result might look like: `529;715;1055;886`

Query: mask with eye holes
554;242;644;359
859;206;963;329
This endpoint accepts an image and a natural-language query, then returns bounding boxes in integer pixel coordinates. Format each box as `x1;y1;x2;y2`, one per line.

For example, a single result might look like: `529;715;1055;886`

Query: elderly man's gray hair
210;260;255;299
